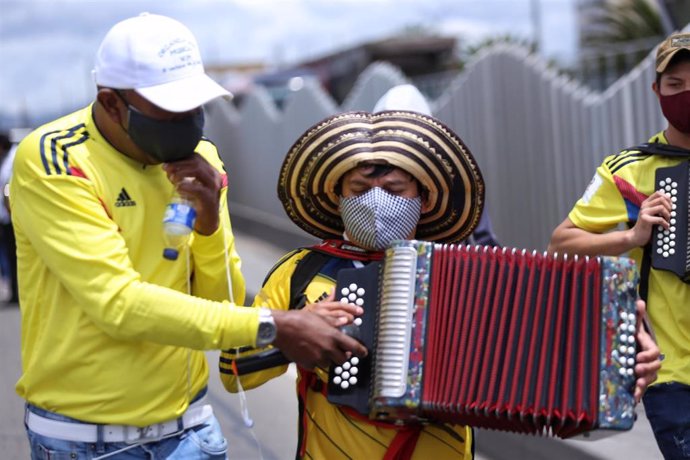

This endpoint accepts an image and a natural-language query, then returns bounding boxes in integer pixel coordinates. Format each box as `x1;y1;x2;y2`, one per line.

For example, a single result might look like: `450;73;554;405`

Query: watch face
258;320;277;345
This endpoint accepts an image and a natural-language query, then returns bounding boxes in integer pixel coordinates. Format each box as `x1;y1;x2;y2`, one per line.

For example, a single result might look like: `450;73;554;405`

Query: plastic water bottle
162;192;196;260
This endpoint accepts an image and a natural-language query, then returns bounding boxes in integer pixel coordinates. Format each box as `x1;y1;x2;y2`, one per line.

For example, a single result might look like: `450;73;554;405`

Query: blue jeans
643;381;690;459
25;402;228;459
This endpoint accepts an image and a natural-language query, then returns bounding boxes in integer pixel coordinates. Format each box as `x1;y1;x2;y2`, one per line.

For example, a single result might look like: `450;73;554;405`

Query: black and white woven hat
277;110;485;243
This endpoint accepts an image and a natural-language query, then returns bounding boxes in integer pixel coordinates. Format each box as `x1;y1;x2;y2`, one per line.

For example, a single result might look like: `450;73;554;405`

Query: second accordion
328;240;639;438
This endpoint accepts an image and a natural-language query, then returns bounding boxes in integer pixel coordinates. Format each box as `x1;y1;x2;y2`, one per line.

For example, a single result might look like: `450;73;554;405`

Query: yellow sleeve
11;142;257;351
190;145;245;305
568;156;630;233
219;250;309;392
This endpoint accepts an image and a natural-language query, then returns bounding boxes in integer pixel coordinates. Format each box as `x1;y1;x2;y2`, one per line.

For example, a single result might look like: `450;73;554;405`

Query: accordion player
326;240;640;439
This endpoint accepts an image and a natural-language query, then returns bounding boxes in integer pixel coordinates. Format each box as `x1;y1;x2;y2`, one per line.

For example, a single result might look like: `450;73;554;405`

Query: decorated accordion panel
652;162;690;283
328;241;639;439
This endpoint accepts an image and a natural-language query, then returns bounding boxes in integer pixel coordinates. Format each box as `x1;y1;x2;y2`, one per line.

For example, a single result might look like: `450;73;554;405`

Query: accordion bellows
328;241;639;438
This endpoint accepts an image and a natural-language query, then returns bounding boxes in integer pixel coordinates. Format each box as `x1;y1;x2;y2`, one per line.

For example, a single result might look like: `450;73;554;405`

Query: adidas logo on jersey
115;188;136;207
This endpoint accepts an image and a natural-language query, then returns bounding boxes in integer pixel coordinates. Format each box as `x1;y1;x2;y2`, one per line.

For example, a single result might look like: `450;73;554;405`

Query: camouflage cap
656;32;690;73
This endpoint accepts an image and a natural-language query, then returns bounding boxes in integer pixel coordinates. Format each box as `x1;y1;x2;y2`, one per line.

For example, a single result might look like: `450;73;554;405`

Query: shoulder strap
639;244;652;302
288;250;332;310
631;142;690;158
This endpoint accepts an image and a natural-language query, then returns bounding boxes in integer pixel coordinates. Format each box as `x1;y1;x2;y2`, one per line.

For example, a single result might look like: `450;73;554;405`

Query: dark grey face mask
117;91;204;163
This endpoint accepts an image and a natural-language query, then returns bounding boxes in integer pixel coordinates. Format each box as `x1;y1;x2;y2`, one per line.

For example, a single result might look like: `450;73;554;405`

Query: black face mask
117;91;205;163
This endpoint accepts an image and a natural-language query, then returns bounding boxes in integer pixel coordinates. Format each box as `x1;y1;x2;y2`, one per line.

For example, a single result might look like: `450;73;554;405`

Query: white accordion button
348;293;357;301
627;358;635;367
626;368;634;376
356;287;365;296
620;334;628;343
619;368;627;376
340;297;349;304
627;346;636;355
349;376;358;385
341;288;349;296
354;318;363;326
349;283;357;291
341;381;350;389
334;366;342;375
355;298;364;306
342;362;351;370
619;345;627;354
351;357;360;365
333;376;342;384
341;371;350;380
627;336;635;344
350;367;359;376
619;356;627;365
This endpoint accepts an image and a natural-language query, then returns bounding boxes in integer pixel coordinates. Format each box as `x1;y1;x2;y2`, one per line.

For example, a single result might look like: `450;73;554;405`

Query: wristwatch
255;307;277;347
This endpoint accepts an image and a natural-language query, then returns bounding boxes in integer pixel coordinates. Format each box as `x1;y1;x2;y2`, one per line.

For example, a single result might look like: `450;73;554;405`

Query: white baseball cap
373;84;431;115
93;13;230;113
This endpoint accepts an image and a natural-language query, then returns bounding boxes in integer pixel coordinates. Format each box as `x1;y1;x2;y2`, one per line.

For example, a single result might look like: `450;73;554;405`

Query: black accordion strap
631;142;690;158
289;250;332;310
639;243;652;303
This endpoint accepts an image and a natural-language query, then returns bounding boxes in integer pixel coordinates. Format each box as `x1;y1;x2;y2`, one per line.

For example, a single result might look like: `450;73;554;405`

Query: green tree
579;0;665;88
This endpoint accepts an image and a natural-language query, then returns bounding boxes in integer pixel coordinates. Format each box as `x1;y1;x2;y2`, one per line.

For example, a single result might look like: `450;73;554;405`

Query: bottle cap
163;248;179;260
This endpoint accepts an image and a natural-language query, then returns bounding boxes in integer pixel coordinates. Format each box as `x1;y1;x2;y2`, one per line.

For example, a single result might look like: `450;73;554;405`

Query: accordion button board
327;261;382;414
652;162;690;282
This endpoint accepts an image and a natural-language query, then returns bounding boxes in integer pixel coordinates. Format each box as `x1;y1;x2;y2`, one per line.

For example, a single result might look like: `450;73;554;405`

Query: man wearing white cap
11;13;365;459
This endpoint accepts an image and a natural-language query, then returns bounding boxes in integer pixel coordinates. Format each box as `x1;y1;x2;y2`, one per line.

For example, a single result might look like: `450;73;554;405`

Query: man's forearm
548;221;637;257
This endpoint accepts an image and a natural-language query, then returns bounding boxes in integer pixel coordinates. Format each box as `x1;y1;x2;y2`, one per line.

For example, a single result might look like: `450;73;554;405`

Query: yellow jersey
12;104;260;426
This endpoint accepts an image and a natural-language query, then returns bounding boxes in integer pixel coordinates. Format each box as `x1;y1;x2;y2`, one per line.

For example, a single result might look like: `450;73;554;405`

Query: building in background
211;33;462;108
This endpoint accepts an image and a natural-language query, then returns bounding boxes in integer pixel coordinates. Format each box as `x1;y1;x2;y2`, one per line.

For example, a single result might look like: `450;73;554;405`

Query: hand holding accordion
231;240;640;439
328;241;639;439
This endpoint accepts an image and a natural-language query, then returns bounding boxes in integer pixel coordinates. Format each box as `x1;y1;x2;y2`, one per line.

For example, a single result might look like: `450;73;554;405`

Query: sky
0;0;579;130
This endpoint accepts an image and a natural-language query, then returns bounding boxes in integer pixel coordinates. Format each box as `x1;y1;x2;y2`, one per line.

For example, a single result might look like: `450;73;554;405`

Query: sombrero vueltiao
277;110;485;243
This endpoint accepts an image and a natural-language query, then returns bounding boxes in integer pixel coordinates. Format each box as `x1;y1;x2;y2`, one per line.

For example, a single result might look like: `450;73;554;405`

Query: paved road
0;230;663;459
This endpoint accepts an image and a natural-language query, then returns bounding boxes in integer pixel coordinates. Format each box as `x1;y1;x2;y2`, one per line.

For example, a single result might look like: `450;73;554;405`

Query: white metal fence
205;42;668;251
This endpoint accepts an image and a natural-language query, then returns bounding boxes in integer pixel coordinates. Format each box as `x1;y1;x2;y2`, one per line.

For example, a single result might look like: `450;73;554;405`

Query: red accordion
327;241;639;438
